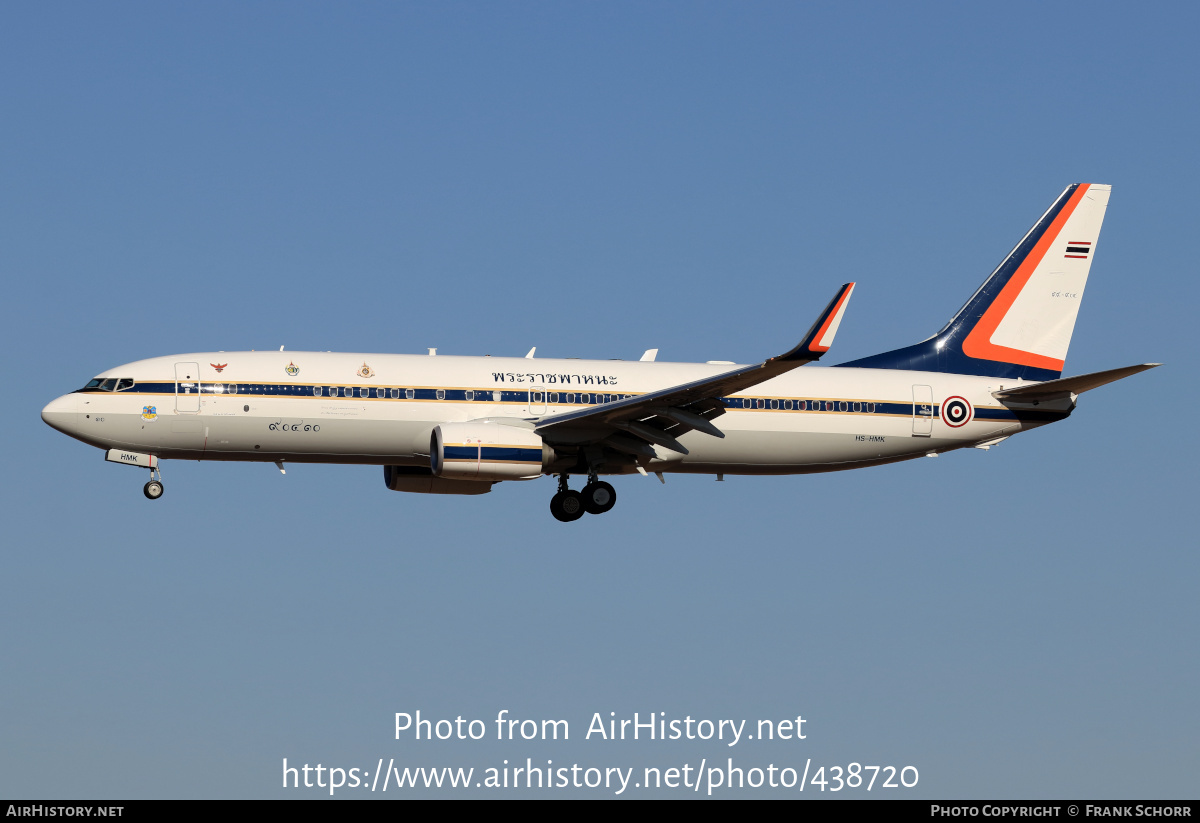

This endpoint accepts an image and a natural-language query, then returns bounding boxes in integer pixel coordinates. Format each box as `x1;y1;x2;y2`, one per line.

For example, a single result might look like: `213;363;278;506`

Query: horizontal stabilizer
992;363;1160;401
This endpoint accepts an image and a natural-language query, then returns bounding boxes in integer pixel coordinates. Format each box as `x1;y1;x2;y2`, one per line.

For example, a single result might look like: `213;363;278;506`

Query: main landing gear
143;464;164;500
550;474;617;522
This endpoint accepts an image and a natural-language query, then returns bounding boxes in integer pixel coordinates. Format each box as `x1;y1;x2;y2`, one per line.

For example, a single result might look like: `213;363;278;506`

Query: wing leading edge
534;283;855;458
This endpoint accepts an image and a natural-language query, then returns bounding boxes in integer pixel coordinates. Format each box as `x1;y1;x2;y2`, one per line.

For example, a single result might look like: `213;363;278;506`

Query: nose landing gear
143;464;164;500
550;473;617;521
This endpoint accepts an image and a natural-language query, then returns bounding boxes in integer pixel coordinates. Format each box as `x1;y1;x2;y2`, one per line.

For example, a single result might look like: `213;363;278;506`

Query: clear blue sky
2;1;1195;798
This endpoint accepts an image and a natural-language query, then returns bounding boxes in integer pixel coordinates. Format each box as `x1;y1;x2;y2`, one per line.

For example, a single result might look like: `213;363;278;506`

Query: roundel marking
942;396;972;428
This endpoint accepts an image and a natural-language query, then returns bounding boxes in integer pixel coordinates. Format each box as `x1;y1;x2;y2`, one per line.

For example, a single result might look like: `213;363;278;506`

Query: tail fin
839;184;1111;381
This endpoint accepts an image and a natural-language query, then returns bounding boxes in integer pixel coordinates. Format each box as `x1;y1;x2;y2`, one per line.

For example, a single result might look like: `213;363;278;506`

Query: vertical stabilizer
839;184;1111;380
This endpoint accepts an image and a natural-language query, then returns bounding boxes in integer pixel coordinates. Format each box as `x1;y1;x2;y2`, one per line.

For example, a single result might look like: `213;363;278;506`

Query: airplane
41;183;1158;521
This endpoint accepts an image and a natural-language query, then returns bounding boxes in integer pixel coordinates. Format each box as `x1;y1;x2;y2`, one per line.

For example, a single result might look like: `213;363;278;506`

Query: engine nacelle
431;422;550;481
383;465;493;495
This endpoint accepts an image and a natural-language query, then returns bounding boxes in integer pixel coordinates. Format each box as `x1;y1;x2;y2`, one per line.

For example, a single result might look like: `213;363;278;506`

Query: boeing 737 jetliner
42;184;1158;520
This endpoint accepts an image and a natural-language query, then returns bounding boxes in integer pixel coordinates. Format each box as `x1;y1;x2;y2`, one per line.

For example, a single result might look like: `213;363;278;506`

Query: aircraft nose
41;393;79;434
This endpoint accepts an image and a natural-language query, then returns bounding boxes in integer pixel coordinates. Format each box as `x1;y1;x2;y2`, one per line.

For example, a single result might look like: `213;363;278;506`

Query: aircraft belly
649;406;1014;474
673;426;930;470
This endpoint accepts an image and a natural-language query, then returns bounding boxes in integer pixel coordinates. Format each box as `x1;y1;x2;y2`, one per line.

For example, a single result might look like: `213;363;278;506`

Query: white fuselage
41;350;1066;477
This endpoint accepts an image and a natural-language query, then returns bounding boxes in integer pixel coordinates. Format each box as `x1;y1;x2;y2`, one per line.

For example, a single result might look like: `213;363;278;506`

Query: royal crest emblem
141;406;157;421
357;362;375;378
285;361;300;376
210;363;227;373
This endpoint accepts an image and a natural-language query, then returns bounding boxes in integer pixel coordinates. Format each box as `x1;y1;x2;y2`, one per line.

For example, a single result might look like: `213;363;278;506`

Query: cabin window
868;402;876;413
853;402;861;412
465;390;474;401
757;398;765;409
314;386;323;396
436;389;445;400
784;399;793;410
550;392;559;403
532;391;544;403
492;391;502;401
359;388;369;398
407;389;415;400
391;388;399;399
839;401;848;412
770;399;779;410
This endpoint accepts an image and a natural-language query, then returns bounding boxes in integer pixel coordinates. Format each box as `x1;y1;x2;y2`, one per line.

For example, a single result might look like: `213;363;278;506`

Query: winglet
780;282;856;361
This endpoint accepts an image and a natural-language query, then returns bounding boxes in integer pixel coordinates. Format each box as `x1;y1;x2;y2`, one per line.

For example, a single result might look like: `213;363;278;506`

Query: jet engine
430;422;552;481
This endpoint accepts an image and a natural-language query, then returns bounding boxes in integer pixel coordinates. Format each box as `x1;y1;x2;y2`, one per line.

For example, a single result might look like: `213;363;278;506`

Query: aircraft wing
534;283;855;457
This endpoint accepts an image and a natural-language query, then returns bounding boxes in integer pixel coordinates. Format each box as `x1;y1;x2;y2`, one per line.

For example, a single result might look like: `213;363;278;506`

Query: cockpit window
80;377;125;391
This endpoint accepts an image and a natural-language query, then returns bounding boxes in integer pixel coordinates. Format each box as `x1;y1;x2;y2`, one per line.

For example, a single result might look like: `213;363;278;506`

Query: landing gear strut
549;473;617;521
143;464;164;500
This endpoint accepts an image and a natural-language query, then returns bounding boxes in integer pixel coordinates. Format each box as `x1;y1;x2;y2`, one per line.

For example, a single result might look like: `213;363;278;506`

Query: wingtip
806;281;856;354
776;282;858;362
